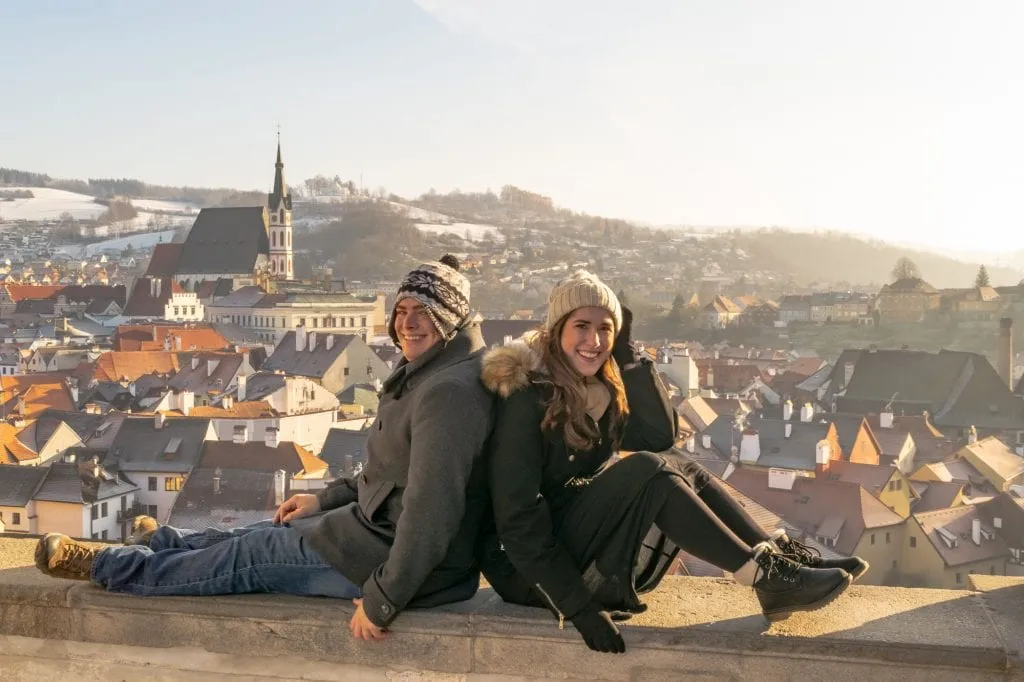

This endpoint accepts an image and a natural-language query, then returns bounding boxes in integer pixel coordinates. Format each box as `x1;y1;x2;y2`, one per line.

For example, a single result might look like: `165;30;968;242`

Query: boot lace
755;550;801;584
779;536;822;567
61;543;95;575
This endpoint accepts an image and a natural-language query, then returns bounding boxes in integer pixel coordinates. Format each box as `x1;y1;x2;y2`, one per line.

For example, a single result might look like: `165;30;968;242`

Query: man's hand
349;598;388;641
273;494;321;525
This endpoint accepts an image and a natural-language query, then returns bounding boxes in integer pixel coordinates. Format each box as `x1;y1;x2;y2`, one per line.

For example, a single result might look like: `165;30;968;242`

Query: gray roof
176;207;270;275
706;414;830;470
319;428;369;477
0;464;49;506
33;410;107;448
239;372;286;401
106;416;211;473
209;285;271;308
262;332;358;379
34;462;139;504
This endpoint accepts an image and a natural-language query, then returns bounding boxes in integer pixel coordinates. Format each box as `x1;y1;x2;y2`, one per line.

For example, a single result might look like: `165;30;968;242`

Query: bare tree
890;257;920;282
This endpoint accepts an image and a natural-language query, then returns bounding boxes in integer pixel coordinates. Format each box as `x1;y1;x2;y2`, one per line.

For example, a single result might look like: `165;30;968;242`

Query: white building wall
122;471;185;525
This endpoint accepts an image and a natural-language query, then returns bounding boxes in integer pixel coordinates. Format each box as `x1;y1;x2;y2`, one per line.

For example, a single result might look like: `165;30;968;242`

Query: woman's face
559;306;615;377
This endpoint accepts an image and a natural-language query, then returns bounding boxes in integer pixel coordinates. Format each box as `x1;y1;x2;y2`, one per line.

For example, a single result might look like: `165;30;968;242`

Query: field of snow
0;187;106;222
131;198;198;213
0;187;195;232
415;222;503;242
53;229;181;257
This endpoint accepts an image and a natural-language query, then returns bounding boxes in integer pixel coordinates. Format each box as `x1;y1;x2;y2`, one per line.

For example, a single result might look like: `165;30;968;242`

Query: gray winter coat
294;324;495;628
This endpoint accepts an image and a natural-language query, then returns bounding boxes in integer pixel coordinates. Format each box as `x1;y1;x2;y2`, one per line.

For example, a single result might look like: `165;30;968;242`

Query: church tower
267;136;293;279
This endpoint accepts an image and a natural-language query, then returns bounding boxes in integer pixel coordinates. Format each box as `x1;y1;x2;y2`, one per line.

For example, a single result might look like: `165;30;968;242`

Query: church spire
268;131;291;210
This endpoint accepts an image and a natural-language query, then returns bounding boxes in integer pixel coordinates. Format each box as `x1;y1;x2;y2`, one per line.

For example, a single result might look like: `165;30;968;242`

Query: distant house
319;427;370;478
32;458;139;541
904;503;1010;589
739;301;779;328
701;296;741;329
940;287;1003;327
0;464;49;533
263;327;390;395
104;415;216;524
875;278;941;324
824;348;1024;437
778;295;811;325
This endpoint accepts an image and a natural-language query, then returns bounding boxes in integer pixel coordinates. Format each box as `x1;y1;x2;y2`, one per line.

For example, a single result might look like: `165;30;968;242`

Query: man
35;255;495;639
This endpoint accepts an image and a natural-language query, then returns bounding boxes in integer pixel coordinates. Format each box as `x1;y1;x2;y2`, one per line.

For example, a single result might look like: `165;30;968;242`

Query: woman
479;271;866;654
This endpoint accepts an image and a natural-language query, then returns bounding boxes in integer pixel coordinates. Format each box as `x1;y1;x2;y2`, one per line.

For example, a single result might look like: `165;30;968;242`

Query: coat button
381;604;392;614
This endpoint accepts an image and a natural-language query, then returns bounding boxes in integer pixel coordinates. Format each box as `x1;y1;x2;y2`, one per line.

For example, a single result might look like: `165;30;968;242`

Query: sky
2;0;1023;253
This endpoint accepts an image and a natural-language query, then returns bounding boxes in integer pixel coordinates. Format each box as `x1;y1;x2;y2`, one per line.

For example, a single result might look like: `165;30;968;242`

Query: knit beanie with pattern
388;254;471;344
545;270;622;334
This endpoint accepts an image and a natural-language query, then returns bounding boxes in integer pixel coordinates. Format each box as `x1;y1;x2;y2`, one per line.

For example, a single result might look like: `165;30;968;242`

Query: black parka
478;335;701;621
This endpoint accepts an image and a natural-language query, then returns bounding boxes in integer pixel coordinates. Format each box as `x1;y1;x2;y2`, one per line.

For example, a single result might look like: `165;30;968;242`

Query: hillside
732;229;1023;289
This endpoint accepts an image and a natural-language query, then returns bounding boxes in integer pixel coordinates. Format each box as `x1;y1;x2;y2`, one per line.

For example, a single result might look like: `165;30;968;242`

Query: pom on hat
439;254;461;271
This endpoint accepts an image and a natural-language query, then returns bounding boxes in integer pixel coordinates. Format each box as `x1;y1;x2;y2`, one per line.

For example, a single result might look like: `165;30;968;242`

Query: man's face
394;298;441;362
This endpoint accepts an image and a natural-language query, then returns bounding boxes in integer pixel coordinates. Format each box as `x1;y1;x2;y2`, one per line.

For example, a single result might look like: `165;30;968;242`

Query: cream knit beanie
545;270;623;334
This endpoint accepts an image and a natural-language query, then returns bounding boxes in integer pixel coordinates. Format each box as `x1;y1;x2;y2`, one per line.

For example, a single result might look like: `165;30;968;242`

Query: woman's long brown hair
537;315;630;451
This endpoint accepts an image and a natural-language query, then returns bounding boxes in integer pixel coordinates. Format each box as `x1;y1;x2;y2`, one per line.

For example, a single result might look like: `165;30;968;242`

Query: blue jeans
91;519;362;598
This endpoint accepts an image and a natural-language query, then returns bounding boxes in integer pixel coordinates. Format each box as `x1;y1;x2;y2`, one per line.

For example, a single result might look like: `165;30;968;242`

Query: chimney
265;426;279;448
273;469;286;507
785;423;793;438
163;335;171;351
66;378;79;406
213;467;222;495
295;325;307;352
326;335;335;351
782;399;793;421
800;402;814;422
701;434;712;450
999;317;1013;390
237;374;247;402
180;390;194;417
154;412;165;430
879;408;894;429
175;335;182;351
128;382;136;397
972;517;982;546
685;435;696;453
233;424;248;444
739;429;760;463
994;517;1003;529
191;356;200;370
308;332;317;352
815;440;832;475
968;425;978;445
222;395;234;410
706;368;714;389
844;361;855;389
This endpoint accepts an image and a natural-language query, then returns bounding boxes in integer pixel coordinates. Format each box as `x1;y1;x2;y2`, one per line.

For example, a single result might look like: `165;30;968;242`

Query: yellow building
902;506;1008;589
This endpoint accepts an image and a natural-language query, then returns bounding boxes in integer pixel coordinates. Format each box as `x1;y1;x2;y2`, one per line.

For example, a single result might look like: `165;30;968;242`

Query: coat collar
480;331;545;398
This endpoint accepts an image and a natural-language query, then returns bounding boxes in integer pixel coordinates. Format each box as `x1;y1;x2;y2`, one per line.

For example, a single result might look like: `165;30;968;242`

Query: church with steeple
144;138;296;293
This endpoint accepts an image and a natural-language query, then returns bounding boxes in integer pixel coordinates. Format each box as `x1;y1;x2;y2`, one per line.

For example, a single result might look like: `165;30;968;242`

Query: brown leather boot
34;533;99;580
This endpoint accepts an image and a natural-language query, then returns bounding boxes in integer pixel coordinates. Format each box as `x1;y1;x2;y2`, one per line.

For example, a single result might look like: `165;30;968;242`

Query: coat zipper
534;583;565;629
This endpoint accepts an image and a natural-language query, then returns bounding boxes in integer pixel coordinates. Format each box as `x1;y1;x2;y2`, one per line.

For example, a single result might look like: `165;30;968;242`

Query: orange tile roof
188;401;276;419
92;351;181;382
115;325;231;352
0;421;39;463
2;284;65;302
0;375;75;418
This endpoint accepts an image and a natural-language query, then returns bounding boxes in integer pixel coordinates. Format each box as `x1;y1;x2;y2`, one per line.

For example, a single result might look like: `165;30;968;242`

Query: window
121;496;127;511
272;231;277;247
344;367;350;376
92;533;99;540
101;502;108;518
361;316;367;327
148;476;157;491
147;505;158;518
892;560;898;570
101;530;108;540
190;307;196;316
910;536;917;548
12;512;21;525
91;506;98;520
165;476;185;492
299;317;306;327
279;208;284;223
955;573;962;584
312;318;319;328
895;479;902;491
885;531;891;544
870;533;876;545
991;566;996;575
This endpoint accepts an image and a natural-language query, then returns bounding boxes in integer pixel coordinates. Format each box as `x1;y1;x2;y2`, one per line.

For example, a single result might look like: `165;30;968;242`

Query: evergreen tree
975;265;991;288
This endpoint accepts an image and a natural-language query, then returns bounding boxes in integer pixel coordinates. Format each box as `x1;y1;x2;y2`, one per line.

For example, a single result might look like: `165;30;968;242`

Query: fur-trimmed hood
480;331;546;398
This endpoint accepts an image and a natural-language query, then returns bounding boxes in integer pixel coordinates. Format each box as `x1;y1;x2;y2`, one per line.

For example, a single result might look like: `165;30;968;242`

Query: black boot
775;533;869;581
750;549;852;622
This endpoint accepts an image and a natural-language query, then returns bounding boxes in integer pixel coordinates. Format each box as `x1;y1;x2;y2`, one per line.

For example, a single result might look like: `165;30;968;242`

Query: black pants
649;462;771;572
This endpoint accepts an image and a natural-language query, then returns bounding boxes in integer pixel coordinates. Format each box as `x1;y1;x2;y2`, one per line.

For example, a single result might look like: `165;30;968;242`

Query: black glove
570;602;625;653
611;306;635;368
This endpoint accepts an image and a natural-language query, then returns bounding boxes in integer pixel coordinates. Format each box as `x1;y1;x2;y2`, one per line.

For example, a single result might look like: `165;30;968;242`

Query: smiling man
35;255;496;641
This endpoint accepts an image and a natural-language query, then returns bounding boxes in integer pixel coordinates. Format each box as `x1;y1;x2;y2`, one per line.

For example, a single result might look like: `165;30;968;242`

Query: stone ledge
1;537;1023;681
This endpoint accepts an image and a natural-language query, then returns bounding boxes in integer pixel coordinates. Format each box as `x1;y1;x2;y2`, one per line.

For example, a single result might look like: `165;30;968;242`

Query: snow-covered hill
0;187;196;229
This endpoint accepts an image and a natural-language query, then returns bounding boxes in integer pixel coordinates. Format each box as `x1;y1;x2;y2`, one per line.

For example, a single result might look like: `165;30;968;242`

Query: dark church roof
175;207;270;276
267;142;292;211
